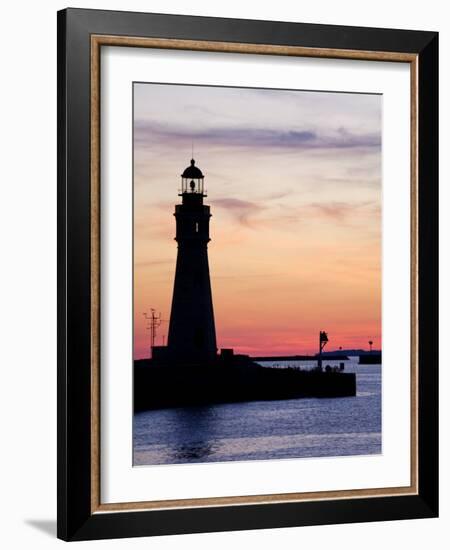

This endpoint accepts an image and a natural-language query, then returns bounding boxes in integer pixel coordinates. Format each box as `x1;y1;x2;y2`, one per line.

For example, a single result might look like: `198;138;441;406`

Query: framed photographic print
57;8;438;541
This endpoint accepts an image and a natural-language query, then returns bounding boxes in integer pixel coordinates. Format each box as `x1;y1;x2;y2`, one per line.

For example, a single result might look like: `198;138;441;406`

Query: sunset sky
133;83;381;359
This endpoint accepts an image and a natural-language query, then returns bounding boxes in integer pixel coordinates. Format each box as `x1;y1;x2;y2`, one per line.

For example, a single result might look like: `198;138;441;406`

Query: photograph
132;82;383;466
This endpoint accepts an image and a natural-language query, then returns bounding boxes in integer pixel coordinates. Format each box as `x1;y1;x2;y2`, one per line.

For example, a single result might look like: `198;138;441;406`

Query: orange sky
133;83;381;359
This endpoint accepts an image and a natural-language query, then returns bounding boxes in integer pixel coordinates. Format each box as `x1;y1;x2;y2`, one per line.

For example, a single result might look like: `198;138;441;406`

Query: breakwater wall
134;359;356;411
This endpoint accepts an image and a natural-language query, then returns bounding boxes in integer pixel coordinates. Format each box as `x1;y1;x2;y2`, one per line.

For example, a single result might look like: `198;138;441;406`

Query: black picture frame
57;7;438;541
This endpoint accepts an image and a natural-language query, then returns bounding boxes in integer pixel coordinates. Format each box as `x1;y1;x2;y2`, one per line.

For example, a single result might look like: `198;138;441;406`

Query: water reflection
168;405;218;462
174;442;215;461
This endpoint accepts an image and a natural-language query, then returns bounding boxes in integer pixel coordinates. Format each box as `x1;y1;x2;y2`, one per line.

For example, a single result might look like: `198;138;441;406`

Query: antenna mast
143;309;163;358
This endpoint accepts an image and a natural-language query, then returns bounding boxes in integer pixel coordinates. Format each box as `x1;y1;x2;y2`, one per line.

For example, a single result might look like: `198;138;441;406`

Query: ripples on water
133;361;381;466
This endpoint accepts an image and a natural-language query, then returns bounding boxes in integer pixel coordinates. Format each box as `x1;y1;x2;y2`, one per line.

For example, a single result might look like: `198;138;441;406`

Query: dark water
133;361;381;466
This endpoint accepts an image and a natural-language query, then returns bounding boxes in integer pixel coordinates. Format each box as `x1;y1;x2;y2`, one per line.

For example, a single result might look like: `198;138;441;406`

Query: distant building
166;159;217;364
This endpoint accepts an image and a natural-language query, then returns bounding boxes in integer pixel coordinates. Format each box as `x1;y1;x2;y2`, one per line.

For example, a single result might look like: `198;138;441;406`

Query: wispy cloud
135;259;174;268
211;198;264;227
308;200;376;221
134;121;381;151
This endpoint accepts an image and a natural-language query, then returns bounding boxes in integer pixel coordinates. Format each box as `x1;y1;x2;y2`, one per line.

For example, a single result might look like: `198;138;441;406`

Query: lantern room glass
180;177;206;196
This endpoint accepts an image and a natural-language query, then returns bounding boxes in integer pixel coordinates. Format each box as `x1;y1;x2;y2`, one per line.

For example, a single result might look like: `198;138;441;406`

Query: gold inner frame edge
90;35;419;514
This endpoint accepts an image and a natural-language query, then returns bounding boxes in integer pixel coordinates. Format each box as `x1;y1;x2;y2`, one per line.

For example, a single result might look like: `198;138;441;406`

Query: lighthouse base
134;356;356;411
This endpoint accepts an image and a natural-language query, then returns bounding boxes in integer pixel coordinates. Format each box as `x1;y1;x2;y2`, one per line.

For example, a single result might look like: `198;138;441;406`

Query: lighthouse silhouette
166;159;217;364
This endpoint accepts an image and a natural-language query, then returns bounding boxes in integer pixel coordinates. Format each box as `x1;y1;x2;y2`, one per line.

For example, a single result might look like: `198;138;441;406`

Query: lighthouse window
195;222;199;233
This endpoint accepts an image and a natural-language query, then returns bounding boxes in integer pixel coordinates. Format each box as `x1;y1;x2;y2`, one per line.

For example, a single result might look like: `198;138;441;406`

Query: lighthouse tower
167;159;217;364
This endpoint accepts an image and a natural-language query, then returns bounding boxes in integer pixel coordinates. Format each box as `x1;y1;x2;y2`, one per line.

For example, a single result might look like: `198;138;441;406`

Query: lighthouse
135;159;358;409
166;159;217;364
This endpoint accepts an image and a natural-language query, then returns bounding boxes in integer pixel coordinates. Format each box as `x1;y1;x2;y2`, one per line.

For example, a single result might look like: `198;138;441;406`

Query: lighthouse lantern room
179;158;206;196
